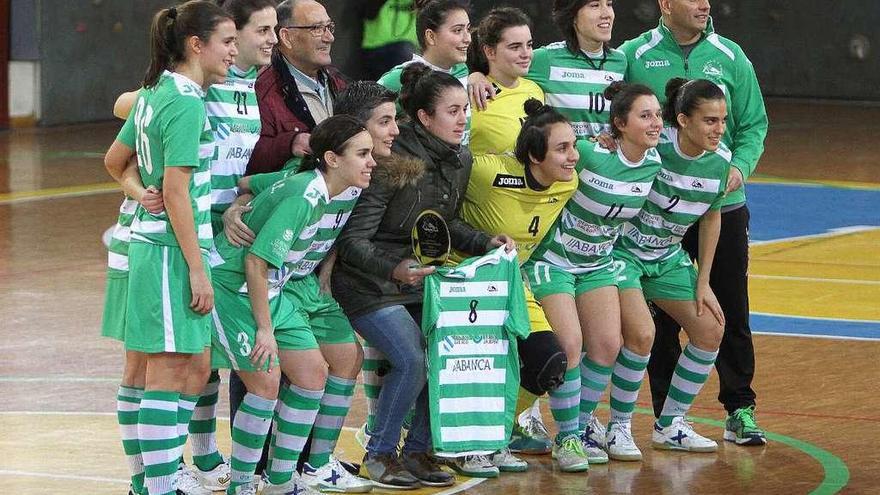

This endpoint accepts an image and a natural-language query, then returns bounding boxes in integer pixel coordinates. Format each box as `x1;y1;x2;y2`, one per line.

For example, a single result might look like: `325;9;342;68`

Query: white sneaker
262;472;321;495
606;422;643;461
551;434;590;473
489;448;528;472
229;480;258;495
579;415;608;464
194;459;231;490
652;417;718;452
174;465;212;495
302;456;373;493
451;454;499;478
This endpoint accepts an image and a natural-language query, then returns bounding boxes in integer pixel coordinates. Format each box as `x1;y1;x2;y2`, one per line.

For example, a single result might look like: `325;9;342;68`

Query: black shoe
362;452;420;490
400;452;455;487
339;458;362;476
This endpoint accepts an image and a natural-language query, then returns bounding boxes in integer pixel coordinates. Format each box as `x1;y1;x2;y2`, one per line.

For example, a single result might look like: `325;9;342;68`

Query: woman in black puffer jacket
332;63;512;488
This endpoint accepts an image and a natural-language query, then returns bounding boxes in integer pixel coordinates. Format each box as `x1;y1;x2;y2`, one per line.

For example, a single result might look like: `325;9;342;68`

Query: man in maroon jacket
246;0;349;174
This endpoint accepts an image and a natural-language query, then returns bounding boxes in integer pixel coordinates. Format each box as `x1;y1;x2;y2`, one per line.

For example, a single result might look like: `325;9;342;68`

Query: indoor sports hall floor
1;100;878;494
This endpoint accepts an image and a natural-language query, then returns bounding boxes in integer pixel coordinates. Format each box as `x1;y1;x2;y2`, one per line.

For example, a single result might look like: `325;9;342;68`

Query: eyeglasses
283;21;335;37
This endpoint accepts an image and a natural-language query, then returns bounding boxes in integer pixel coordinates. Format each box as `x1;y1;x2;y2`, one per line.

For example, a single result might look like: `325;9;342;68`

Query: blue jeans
352;305;431;455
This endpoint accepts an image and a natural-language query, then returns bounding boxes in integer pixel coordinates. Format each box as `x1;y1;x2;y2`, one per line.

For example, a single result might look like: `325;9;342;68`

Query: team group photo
0;0;878;494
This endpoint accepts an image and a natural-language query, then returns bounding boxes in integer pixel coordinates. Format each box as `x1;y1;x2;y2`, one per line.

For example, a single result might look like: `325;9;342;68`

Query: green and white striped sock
228;393;276;493
176;394;199;464
191;370;224;471
361;341;387;433
117;386;146;495
139;390;180;495
658;343;718;427
578;355;613;430
266;383;324;485
609;347;650;424
309;375;356;468
549;367;581;441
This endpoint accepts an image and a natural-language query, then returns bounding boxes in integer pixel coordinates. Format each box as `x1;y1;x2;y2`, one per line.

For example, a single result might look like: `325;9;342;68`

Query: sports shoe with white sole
509;414;552;454
262;472;321;495
724;406;767;446
302;457;373;493
579;415;609;464
551;434;590;473
490;448;528;472
229;480;258;495
451;454;499;478
193;458;231;490
174;464;212;495
606;422;643;461
652;417;718;452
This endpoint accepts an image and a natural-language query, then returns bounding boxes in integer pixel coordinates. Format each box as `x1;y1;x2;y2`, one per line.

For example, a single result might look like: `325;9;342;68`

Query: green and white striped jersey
106;197;139;274
422;247;530;455
210;170;332;298
527;42;627;138
378;54;472;145
615;127;731;261
119;71;214;249
206;66;260;230
530;139;661;273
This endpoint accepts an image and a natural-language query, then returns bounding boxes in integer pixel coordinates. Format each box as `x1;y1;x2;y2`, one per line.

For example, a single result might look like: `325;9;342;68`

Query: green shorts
211;283;318;372
101;270;128;342
614;248;697;301
283;275;357;345
524;258;621;300
124;243;212;354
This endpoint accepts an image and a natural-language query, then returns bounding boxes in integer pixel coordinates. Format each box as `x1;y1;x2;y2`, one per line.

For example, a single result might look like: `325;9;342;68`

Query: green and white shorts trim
524;258;621;300
124;243;212;354
283;275;357;345
614;249;697;301
100;271;128;342
211;283;318;372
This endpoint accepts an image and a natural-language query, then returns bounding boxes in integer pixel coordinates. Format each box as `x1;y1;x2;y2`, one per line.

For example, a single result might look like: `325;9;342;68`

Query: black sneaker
362;452;420;490
400;452;455;487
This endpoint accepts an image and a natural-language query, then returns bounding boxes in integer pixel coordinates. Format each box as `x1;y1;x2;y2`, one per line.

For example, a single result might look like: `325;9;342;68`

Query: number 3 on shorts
237;331;252;357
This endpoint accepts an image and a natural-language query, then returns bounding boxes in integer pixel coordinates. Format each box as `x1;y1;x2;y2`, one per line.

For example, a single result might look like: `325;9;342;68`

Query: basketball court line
0;409;848;494
0;182;118;205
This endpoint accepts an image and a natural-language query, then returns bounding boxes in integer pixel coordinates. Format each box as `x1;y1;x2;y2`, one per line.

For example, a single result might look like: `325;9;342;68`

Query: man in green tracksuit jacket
619;0;769;446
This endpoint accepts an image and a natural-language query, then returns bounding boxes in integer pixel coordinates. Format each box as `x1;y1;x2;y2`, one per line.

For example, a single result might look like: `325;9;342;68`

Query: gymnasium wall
9;0;879;126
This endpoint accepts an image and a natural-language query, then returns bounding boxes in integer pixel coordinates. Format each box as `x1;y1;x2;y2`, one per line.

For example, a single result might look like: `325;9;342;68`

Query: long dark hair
143;1;232;88
515;98;570;165
466;6;531;75
415;0;469;51
663;78;726;126
399;62;464;122
299;115;368;172
552;0;607;54
218;0;277;29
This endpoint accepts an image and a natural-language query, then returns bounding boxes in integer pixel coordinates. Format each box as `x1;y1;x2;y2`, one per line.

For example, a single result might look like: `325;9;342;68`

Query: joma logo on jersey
225;147;253;160
588;177;614;190
658;170;673;182
646;60;671;68
450;358;492;372
448;286;467;293
561;70;586;79
493;174;526;188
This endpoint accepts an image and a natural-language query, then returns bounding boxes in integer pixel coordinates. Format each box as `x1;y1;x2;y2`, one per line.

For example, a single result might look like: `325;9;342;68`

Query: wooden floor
1;100;878;494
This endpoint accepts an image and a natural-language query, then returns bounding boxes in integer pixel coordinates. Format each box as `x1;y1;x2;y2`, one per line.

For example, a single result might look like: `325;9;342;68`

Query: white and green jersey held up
527;43;627;139
119;71;214;249
210;170;332;298
206;66;260;228
422;247;530;456
106;197;139;274
616;127;731;262
378;54;472;145
530;139;661;273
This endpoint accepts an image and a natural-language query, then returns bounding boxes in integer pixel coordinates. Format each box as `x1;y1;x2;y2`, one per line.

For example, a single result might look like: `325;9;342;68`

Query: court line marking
0;376;119;383
751;312;880;325
753;331;879;342
0;410;846;494
0;182;119;205
0;470;129;485
749;175;880;191
750;225;879;246
749;274;880;285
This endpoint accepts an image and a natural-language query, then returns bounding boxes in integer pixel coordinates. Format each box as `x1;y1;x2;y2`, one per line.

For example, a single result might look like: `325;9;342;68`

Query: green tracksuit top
619;17;768;208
